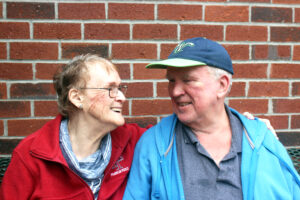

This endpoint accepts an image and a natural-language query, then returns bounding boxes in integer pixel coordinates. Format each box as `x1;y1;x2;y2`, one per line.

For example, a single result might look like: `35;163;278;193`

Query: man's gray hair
207;66;232;95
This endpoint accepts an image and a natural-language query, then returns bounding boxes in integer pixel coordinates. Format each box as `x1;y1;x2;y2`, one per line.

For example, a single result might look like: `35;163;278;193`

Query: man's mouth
177;102;192;107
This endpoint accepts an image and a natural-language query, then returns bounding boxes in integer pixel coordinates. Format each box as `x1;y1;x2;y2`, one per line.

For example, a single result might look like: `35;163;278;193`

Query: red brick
0;22;30;39
0;101;30;118
296;8;300;23
273;0;300;3
34;23;81;39
229;99;268;114
227;0;270;2
0;43;6;59
226;26;267;41
0;120;3;136
161;43;178;59
10;42;58;60
233;63;268;78
126;82;153;98
273;99;300;113
112;43;156;59
85;24;130;40
133;63;166;80
271;64;300;78
252;45;269;59
252;7;292;23
132;100;172;115
185;0;226;2
206;6;248;22
277;46;291;59
271;27;300;42
108;3;154;20
59;3;105;19
248;82;289;97
0;82;7;99
157;82;169;97
292;82;300;96
10;83;56;99
224;45;249;60
61;43;108;59
158;4;202;20
228;82;246;97
256;115;288;130
122;101;129;116
7;2;54;19
114;63;130;80
293;46;300;60
291;115;300;129
133;24;177;40
36;63;62;80
0;3;2;18
0;63;33;80
8;119;50;136
181;25;223;41
125;117;157;127
34;101;58;117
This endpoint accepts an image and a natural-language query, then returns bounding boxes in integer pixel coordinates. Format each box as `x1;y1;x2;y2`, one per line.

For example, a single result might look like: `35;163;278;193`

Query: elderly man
123;37;300;200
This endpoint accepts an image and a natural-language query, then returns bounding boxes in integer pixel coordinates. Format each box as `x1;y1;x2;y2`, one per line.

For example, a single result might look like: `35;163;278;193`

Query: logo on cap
173;42;194;54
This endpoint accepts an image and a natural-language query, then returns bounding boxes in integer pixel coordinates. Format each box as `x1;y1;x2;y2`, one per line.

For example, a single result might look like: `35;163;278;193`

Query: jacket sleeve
123;131;155;200
293;178;300;200
0;152;35;200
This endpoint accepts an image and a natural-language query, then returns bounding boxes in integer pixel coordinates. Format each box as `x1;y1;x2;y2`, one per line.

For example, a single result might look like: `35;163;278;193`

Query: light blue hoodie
124;108;300;200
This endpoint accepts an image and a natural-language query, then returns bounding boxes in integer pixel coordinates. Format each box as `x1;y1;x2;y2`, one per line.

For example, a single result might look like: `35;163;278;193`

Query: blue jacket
123;108;300;200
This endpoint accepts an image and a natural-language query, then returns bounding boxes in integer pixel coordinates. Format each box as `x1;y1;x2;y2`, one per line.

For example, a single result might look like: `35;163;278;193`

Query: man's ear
217;75;230;98
69;88;83;109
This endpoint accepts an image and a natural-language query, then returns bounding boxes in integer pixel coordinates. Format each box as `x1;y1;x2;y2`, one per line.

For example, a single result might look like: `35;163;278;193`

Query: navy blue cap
146;37;233;74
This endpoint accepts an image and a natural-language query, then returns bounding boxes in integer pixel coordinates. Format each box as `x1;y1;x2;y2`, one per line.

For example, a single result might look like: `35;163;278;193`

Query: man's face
81;62;126;128
166;66;220;128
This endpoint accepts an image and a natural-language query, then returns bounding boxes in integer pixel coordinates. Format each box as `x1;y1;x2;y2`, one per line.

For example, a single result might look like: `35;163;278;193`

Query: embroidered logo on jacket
111;156;129;176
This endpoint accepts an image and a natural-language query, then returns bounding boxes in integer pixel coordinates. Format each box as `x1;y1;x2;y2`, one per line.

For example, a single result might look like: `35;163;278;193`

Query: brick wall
1;0;300;155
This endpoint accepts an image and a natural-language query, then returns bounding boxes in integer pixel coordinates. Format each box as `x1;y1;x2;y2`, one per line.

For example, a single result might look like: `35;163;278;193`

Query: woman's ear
69;88;83;109
217;75;230;99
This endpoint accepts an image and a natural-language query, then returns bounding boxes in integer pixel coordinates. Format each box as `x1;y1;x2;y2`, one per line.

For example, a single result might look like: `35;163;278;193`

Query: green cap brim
146;58;207;69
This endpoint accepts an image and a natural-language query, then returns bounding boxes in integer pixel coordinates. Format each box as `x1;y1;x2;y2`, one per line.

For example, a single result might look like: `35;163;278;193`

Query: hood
230;108;268;150
154;114;178;157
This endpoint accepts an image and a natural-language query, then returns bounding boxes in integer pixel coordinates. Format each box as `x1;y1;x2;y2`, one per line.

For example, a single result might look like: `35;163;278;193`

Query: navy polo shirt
175;106;243;200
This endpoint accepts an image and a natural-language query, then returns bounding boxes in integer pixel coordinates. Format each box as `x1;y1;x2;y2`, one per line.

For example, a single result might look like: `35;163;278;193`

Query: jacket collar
30;115;67;164
30;115;132;164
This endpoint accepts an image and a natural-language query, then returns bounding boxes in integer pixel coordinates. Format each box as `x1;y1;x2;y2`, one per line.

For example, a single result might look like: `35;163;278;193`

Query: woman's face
80;62;126;128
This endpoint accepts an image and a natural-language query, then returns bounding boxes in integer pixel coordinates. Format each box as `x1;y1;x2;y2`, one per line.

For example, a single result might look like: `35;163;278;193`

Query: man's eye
183;79;191;83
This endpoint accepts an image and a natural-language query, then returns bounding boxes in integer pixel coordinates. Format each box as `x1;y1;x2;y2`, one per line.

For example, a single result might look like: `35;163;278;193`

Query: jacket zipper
30;151;95;199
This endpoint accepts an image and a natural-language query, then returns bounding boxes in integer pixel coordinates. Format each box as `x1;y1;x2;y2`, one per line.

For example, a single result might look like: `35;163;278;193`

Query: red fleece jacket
0;115;149;200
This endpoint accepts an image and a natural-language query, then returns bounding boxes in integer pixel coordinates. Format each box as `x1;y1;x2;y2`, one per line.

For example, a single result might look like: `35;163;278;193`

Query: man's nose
169;82;185;97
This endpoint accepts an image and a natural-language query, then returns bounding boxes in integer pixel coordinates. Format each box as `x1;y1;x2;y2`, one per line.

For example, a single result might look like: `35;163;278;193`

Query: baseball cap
146;37;233;74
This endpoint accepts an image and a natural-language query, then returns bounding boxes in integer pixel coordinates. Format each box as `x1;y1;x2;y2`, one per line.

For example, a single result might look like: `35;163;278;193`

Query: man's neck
190;106;232;165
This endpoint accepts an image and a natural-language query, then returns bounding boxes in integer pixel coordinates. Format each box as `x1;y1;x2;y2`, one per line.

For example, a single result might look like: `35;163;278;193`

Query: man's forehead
166;65;204;74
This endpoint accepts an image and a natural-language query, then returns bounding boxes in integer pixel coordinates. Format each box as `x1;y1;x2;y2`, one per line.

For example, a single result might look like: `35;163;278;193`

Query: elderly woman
0;54;149;200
